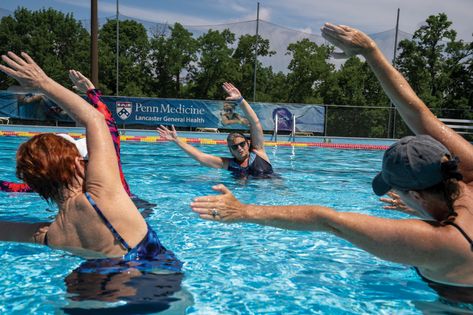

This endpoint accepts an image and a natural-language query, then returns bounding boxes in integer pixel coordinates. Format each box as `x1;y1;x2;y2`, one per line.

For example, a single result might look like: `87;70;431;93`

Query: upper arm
249;121;266;151
84;116;124;195
327;212;448;268
0;221;50;244
197;153;226;169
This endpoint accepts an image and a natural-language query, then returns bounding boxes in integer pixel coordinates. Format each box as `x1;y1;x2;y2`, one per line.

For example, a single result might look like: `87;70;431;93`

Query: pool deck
0;124;394;150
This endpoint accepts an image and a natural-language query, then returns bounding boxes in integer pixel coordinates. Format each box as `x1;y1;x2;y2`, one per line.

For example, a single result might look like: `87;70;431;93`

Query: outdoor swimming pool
0;132;461;314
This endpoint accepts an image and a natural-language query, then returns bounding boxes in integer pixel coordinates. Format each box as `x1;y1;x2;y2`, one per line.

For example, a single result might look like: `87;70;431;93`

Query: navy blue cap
372;135;451;196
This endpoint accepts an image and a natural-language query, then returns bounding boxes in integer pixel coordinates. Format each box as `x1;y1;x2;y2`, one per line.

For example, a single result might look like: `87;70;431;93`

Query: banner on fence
0;91;325;133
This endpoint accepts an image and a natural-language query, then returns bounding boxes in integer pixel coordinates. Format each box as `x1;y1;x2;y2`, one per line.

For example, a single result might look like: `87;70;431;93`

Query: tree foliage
396;13;473;117
190;29;239;99
286;39;333;103
98;19;150;96
0;7;89;89
1;8;471;138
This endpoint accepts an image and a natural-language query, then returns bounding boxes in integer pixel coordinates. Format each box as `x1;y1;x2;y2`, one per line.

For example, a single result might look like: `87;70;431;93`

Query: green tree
232;34;275;99
148;23;197;98
320;57;391;137
190;29;239;99
396;13;472;117
148;25;173;97
285;39;333;103
167;23;197;97
0;7;89;89
99;19;150;96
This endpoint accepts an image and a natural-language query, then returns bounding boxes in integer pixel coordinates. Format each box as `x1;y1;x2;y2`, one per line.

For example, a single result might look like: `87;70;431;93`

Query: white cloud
261;0;473;39
296;27;313;34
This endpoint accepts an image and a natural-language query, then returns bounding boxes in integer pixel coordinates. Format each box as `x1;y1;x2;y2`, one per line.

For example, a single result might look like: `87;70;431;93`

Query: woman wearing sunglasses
157;82;273;178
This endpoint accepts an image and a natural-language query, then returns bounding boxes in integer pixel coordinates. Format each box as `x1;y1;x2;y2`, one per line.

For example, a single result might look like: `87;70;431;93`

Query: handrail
439;117;473;134
272;115;279;142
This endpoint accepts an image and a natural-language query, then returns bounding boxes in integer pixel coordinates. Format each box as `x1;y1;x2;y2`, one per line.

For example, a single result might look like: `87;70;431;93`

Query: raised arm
69;70;131;196
222;83;269;160
0;52;123;196
157;125;227;169
321;23;473;182
191;185;452;269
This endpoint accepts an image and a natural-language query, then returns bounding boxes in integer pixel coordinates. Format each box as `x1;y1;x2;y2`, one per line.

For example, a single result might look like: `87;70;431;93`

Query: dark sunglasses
229;141;247;150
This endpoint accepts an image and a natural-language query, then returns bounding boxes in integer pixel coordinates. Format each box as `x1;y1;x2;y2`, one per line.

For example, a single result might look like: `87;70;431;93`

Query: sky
2;0;473;40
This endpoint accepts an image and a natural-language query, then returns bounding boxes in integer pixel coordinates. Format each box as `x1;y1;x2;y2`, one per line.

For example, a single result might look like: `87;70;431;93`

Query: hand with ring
379;191;416;216
191;184;246;222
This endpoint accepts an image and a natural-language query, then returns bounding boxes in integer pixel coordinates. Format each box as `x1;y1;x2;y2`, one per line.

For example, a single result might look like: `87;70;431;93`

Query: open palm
157;125;178;141
222;82;242;101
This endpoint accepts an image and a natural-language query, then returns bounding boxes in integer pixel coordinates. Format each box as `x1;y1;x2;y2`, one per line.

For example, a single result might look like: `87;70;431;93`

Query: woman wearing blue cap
190;23;473;302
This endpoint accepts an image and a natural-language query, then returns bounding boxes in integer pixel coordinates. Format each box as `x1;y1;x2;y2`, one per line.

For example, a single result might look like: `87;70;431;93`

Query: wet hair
227;132;250;144
416;156;463;219
226;132;252;152
16;133;81;202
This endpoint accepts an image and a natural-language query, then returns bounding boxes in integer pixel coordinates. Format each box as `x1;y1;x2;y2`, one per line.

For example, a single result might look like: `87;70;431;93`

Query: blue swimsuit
45;193;181;273
84;192;170;260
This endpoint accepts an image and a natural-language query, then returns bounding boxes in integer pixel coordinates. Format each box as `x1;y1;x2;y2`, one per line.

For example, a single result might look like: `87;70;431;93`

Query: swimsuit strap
444;221;473;251
249;151;256;165
84;192;131;251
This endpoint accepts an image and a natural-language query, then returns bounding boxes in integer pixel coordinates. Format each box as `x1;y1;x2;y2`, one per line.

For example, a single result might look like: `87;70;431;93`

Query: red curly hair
16;133;81;202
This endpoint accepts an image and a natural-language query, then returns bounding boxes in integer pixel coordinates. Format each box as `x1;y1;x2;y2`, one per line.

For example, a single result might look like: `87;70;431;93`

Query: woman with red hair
1;70;132;196
0;52;178;265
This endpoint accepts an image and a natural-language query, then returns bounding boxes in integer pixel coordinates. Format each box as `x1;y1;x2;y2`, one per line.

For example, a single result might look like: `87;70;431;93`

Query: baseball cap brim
372;172;392;196
57;133;88;160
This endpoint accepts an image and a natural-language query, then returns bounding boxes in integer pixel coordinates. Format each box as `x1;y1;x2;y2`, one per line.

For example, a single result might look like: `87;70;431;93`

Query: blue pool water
0;135;459;314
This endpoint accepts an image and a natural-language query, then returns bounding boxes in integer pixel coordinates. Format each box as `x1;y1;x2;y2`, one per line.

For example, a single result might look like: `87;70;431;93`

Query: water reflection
61;258;192;314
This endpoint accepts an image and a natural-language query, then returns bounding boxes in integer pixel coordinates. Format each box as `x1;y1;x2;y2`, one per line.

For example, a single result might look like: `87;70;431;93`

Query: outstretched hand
0;52;50;92
380;191;416;216
157;125;178;141
191;184;245;222
69;70;95;93
222;82;242;101
321;23;377;59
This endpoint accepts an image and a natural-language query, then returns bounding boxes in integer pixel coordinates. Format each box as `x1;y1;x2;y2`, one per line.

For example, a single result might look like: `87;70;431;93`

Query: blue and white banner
0;91;325;133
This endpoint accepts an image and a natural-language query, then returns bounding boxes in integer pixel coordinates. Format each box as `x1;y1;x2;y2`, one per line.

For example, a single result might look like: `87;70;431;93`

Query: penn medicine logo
116;102;133;120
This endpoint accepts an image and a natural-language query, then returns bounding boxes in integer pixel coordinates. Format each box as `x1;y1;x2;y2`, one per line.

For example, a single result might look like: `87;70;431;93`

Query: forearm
238;98;259;125
238;203;423;264
86;89;131;196
40;79;103;127
363;48;438;135
174;139;222;168
241;204;334;231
